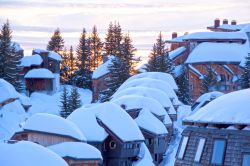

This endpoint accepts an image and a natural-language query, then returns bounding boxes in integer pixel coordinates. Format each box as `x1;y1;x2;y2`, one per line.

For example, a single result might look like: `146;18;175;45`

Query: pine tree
0;21;23;91
145;44;158;72
104;22;115;55
178;67;191;105
75;28;92;89
60;86;70;118
113;22;123;57
201;65;216;94
69;86;81;112
90;25;103;70
60;47;70;84
69;45;75;80
47;28;64;53
240;53;250;89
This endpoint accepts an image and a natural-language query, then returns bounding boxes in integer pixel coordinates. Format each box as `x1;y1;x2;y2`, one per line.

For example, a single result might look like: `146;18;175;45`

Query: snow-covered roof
112;87;176;115
11;42;23;52
184;89;250;125
49;51;62;61
0;141;68;166
92;56;114;79
183;32;247;41
174;64;184;78
48;142;102;160
0;79;19;104
211;23;250;31
124;72;178;90
68;102;144;142
185;42;249;64
116;78;180;106
111;95;167;117
241;25;250;33
196;91;224;103
20;54;43;67
187;64;204;79
133;143;154;166
23;113;86;141
24;68;55;79
166;35;187;43
135;109;168;135
168;46;186;60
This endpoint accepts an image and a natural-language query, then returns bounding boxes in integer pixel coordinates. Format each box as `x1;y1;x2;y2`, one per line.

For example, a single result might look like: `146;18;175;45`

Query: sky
0;0;250;62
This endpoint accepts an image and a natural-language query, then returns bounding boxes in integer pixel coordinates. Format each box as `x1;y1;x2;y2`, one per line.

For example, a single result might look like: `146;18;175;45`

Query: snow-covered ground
160;105;191;166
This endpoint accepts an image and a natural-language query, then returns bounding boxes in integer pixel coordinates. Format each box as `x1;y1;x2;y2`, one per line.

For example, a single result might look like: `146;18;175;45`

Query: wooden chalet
175;89;250;166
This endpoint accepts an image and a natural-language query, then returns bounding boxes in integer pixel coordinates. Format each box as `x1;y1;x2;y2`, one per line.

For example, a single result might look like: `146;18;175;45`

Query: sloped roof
23;113;86;141
92;56;114;79
20;54;43;67
0;79;19;104
24;68;55;79
48;51;62;61
168;46;186;60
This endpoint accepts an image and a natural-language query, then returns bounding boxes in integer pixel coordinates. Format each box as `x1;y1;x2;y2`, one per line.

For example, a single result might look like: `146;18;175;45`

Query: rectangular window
242;154;250;166
177;136;189;159
194;138;206;162
211;139;226;165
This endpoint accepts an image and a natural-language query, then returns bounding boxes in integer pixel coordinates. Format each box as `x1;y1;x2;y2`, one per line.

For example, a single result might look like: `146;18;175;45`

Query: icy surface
23;113;86;141
24;68;55;79
48;142;102;160
0;141;68;166
92;56;114;79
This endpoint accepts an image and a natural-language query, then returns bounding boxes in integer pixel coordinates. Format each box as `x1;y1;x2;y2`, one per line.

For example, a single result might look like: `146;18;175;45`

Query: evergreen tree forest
240;53;250;89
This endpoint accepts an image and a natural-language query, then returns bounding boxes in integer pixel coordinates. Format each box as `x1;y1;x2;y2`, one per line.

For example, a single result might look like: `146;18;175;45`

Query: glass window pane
194;138;206;162
242;154;250;166
178;136;189;159
211;139;226;165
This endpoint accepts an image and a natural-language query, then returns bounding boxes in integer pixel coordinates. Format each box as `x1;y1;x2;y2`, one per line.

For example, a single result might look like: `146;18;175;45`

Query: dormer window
177;136;189;160
211;139;226;165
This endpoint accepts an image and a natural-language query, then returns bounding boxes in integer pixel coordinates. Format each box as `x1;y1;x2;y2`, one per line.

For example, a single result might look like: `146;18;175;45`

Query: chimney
172;32;177;39
223;19;228;24
231;20;237;25
214;18;220;27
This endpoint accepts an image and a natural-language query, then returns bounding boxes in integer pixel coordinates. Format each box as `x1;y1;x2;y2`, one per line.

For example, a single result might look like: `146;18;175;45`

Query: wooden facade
64;157;101;166
25;78;53;93
92;73;110;102
175;126;250;166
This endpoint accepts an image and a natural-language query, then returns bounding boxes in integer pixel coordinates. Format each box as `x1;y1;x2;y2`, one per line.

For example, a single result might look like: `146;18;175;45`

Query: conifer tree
104;22;115;55
240;53;250;89
60;47;70;84
178;67;191;105
145;44;158;72
69;86;81;112
0;21;23;91
69;45;75;80
60;86;69;118
75;28;92;89
47;28;64;53
201;65;216;94
90;25;103;70
113;22;123;56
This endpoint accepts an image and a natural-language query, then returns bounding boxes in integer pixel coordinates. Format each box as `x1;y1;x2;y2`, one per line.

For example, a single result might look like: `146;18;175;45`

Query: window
177;136;189;159
211;139;226;165
194;138;206;162
109;141;116;149
242;154;250;166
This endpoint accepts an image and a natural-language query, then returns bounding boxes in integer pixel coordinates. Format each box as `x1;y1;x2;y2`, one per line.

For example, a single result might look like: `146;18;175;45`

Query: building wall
92;74;110;102
175;126;250;166
64;158;100;166
25;79;53;93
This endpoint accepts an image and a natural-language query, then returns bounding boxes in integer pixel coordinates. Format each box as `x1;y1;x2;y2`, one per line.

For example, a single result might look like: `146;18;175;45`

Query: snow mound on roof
168;46;186;60
184;89;250;125
11;42;23;51
112;87;176;115
0;141;67;166
96;102;144;142
25;68;55;79
196;91;224;103
23;113;86;141
125;72;178;90
92;56;114;79
116;78;180;106
49;51;62;61
48;142;102;160
135;109;168;135
20;54;43;67
133;143;154;166
0;79;19;104
185;42;249;64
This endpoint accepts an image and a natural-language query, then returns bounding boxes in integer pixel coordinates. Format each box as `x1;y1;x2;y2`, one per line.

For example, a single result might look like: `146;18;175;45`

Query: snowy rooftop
209;23;250;31
11;42;23;52
0;79;19;104
0;141;68;166
48;142;102;160
135;109;168;135
92;56;114;79
196;91;224;103
24;68;55;79
20;54;43;67
124;72;178;90
184;89;250;125
168;46;186;60
33;49;62;61
116;78;180;105
23;113;86;141
112;87;176;115
185;42;249;64
166;35;187;43
133;143;154;166
68;102;144;142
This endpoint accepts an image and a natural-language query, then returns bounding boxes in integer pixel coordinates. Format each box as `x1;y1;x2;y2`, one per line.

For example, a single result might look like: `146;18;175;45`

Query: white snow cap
49;51;62;61
20;54;43;67
168;46;186;60
0;141;68;166
184;89;250;125
11;42;23;52
25;68;55;79
0;79;19;104
112;87;176;115
135;109;168;135
23;113;86;141
125;72;178;90
196;91;224;103
48;142;102;160
92;55;114;79
185;42;249;64
116;78;180;105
